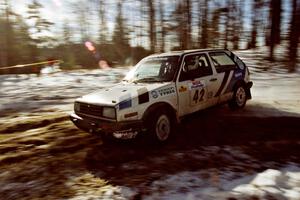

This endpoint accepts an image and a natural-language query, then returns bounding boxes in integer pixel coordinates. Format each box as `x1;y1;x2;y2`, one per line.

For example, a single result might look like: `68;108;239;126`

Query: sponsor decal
124;112;138;118
234;72;242;78
151;90;159;98
179;86;187;92
119;98;132;110
158;87;175;96
190;80;204;89
188;80;205;91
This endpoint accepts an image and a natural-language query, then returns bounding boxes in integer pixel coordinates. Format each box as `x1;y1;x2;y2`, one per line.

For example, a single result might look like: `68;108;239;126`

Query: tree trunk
224;2;229;49
249;0;263;49
147;0;156;53
269;0;281;61
249;0;257;49
200;0;208;49
98;0;108;44
288;0;300;72
159;1;165;52
211;9;220;48
185;0;192;49
232;0;240;50
0;0;10;67
197;0;202;46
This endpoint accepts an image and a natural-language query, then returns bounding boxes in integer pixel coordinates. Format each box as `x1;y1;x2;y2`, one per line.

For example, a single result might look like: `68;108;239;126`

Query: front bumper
70;113;145;139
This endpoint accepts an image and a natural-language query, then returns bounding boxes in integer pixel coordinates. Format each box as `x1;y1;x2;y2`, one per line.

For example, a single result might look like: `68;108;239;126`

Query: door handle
210;78;217;82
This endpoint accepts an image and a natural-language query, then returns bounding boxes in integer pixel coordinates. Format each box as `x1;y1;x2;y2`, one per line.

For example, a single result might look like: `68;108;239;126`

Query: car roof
148;48;229;57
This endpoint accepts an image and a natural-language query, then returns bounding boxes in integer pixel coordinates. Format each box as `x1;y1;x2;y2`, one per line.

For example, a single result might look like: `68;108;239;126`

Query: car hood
76;82;172;106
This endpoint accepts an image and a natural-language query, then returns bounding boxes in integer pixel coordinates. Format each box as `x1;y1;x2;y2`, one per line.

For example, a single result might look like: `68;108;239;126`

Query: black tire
229;85;247;110
147;108;174;143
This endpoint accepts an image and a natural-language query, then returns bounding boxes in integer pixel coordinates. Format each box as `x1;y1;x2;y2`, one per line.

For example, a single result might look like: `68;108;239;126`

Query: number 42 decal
193;88;205;103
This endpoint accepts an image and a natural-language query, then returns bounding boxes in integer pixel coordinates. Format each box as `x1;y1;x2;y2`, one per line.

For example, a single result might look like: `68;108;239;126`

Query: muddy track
0;104;300;199
0;115;69;134
1;105;300;168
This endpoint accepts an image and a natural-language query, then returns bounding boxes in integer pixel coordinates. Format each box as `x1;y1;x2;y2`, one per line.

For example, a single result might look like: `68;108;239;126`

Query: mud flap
246;82;253;99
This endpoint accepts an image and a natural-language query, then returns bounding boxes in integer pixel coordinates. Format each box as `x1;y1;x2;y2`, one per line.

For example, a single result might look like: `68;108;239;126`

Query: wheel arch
142;102;178;124
233;79;246;89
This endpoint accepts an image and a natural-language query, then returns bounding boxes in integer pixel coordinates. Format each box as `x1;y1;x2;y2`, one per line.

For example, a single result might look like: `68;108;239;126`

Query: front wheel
229;85;247;109
147;109;173;143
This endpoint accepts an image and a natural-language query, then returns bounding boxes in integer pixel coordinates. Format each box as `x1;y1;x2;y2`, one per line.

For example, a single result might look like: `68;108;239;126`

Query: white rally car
70;49;252;142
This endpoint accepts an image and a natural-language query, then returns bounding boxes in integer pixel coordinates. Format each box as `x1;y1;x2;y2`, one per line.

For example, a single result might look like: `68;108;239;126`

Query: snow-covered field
0;49;300;200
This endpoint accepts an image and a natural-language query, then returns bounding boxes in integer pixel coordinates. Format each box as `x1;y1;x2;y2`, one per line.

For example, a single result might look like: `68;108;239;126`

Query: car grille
76;102;103;118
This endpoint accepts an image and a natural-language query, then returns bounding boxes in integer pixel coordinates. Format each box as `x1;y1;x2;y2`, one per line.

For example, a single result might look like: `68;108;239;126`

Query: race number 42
192;88;205;104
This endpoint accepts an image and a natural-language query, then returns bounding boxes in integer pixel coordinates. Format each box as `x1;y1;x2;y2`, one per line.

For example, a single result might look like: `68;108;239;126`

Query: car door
208;51;239;103
176;53;220;117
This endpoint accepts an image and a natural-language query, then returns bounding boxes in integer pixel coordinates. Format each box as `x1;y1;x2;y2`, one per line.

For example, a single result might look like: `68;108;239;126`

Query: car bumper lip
69;113;144;139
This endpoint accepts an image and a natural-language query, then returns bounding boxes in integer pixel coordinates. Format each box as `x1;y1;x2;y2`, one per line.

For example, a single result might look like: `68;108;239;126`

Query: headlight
74;102;80;112
102;107;116;119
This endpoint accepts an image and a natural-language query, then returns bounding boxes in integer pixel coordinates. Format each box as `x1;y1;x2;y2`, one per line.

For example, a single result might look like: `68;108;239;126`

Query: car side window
209;52;237;73
179;54;213;81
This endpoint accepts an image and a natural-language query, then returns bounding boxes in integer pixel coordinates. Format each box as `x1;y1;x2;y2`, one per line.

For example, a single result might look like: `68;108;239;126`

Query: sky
12;0;148;45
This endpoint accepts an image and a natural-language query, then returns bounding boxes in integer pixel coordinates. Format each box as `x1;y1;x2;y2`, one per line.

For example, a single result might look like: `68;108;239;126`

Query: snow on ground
143;164;300;200
0;67;129;115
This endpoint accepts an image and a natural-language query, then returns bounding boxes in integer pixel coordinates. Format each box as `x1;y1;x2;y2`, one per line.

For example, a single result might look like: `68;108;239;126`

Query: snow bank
143;164;300;200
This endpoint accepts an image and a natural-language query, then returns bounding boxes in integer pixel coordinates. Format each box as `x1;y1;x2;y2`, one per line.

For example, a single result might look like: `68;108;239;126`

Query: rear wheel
229;85;247;109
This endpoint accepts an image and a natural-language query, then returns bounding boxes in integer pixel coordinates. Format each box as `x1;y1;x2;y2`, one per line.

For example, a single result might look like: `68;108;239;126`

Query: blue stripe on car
214;70;230;97
225;69;245;93
119;98;132;110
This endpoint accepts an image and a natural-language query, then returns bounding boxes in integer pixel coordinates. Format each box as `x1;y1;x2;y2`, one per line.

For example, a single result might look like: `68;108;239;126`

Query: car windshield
124;56;180;83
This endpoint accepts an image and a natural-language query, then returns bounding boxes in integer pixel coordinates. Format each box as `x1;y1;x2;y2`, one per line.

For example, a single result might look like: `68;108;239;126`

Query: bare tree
112;0;130;63
223;0;230;49
231;0;244;50
72;1;90;42
170;0;192;50
248;0;264;49
62;20;71;44
199;0;208;49
211;5;222;48
0;0;10;66
185;0;192;49
171;1;185;49
98;0;108;44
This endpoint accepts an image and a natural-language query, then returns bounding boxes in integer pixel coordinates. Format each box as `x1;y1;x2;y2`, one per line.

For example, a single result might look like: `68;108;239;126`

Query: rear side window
235;56;245;70
209;52;237;73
